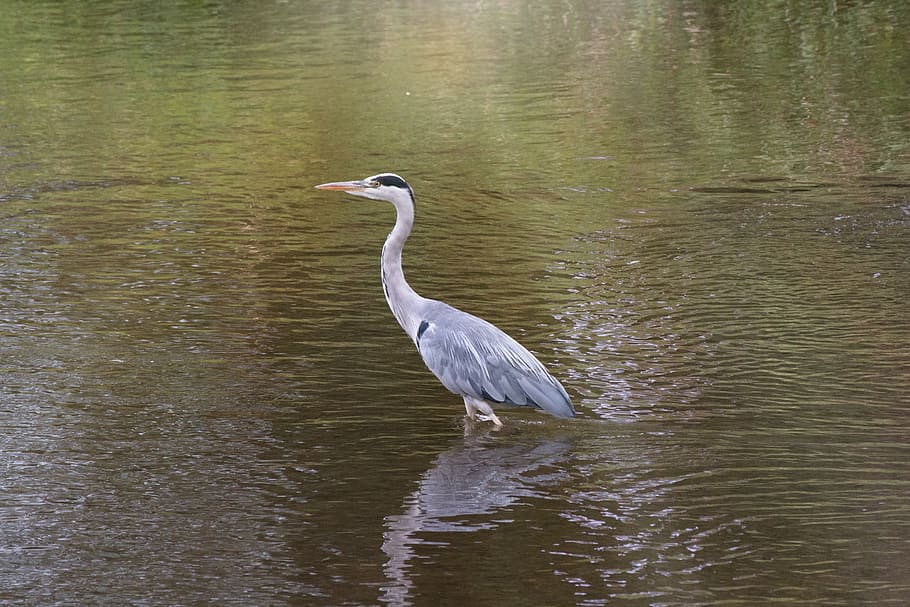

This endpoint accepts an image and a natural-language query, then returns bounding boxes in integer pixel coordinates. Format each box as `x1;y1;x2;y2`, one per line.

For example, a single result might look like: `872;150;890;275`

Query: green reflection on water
1;1;908;193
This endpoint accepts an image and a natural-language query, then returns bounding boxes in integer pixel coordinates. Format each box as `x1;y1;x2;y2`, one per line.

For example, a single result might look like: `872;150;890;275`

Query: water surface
1;1;908;605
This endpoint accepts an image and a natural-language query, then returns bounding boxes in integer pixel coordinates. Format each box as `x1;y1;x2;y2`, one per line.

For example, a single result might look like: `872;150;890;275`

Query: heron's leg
463;397;478;421
463;397;503;427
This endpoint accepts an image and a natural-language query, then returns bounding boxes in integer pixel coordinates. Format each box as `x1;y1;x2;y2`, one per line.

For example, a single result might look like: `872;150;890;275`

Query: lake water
1;1;908;605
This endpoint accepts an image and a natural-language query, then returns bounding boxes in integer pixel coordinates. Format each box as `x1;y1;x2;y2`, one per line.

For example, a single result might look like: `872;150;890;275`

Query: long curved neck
381;198;425;342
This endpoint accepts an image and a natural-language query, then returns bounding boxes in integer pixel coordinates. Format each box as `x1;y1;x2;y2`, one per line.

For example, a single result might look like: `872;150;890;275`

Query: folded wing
414;302;575;418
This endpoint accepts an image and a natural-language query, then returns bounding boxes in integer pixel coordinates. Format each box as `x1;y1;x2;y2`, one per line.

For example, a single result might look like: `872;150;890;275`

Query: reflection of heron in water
380;434;573;605
316;173;575;426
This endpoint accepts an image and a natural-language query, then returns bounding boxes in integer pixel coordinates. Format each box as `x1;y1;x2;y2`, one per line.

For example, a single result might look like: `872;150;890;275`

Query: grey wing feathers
415;302;575;418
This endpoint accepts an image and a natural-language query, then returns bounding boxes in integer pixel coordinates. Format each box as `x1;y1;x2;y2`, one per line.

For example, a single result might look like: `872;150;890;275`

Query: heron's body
316;173;575;426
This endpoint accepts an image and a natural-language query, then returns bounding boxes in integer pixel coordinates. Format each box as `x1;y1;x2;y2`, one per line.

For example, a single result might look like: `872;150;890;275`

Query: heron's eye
370;180;381;188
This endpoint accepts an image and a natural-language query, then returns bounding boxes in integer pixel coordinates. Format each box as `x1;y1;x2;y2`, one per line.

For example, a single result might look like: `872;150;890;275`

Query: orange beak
314;180;368;192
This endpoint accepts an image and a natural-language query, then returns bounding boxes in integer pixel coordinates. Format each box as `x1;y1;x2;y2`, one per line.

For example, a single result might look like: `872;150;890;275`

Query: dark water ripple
3;145;908;607
539;182;910;604
562;184;910;419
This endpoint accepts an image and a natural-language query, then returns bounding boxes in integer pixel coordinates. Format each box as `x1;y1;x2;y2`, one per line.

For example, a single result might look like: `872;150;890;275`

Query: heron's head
315;173;414;205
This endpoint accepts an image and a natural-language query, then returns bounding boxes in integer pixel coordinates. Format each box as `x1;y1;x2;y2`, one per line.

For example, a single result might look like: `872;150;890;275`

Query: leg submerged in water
462;396;502;427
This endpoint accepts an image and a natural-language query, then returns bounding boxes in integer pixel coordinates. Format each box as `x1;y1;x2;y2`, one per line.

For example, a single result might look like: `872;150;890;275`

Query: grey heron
315;173;575;426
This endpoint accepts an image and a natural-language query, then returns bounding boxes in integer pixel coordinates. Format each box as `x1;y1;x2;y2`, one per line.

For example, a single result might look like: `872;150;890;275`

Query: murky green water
2;1;909;605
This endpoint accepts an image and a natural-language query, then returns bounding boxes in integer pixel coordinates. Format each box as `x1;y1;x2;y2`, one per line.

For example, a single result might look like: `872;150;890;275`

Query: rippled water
2;1;909;605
